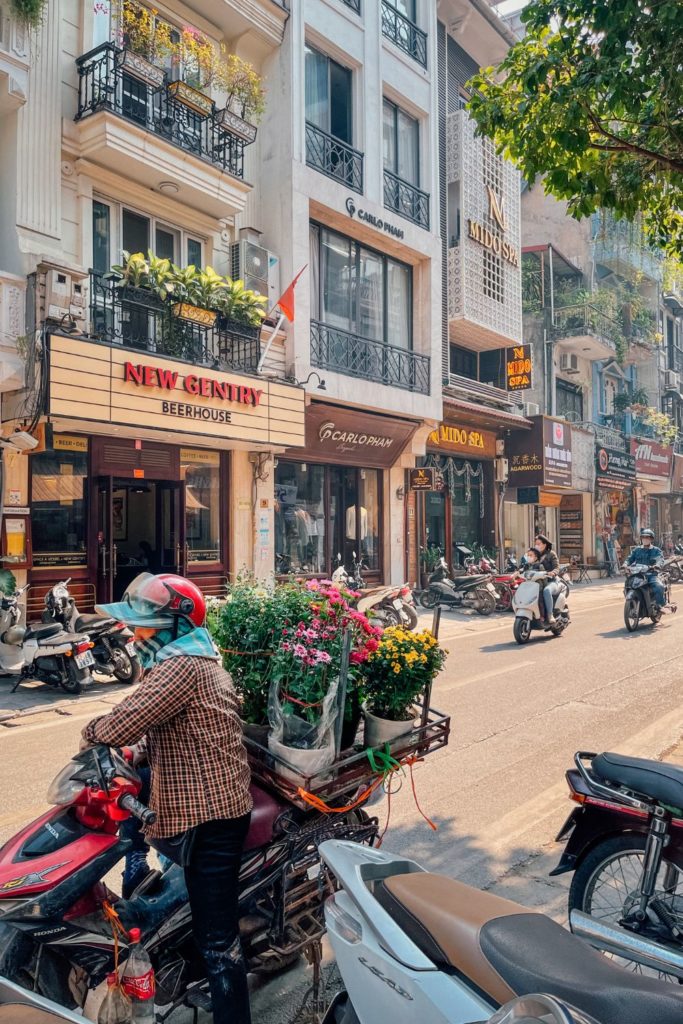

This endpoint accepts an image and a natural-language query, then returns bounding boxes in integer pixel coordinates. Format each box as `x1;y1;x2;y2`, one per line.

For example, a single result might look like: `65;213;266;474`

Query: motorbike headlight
47;760;87;805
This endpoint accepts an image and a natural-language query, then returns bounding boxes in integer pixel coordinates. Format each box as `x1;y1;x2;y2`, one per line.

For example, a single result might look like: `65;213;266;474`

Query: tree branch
581;101;683;174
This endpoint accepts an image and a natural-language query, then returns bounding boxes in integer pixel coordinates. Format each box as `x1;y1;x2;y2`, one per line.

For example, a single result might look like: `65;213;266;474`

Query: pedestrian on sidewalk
80;572;253;1024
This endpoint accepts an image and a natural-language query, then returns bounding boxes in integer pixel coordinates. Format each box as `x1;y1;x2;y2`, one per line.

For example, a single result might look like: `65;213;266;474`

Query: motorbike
551;750;683;981
475;556;524;612
0;974;86;1023
419;557;498;615
0;744;378;1019
661;553;683;583
319;838;683;1024
623;563;676;632
332;554;417;630
511;569;571;644
0;584;95;695
41;579;141;685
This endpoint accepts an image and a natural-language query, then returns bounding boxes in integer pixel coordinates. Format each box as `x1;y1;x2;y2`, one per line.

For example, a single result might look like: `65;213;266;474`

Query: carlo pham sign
506;345;533;392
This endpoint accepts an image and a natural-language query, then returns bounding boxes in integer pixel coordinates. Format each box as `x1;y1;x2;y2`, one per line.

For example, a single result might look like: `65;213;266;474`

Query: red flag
276;265;307;323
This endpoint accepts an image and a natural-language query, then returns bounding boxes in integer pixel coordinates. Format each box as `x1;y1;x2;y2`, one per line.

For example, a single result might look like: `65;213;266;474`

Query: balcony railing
383;169;429;229
381;0;427;68
89;271;260;374
305;121;363;193
550;303;620;349
341;0;361;10
580;421;628;451
311;320;430;394
446;373;516;409
75;43;247;180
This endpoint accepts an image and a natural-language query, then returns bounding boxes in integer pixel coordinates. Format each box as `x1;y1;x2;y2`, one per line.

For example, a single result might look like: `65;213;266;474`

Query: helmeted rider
81;573;253;1024
626;529;667;609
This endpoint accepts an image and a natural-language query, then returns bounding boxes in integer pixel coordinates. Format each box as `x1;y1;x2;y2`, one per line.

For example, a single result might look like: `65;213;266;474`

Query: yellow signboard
54;434;88;452
180;448;220;466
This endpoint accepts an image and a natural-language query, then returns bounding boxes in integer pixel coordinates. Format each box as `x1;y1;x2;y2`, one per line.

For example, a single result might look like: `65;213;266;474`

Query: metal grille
89;272;261;373
340;0;361;10
75;43;248;179
305;121;363;193
483;249;504;303
383;169;430;229
381;0;428;68
310;320;430;394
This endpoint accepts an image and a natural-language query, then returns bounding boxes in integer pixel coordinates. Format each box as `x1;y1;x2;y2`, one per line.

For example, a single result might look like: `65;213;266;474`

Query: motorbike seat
0;1007;74;1022
376;872;683;1024
243;784;288;852
22;623;63;642
75;613;116;631
592;751;683;809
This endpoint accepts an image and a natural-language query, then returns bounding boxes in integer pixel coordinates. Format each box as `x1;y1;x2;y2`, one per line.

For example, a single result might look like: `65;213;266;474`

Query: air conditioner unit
559;353;579;374
523;402;540;417
231;240;280;311
665;370;680;391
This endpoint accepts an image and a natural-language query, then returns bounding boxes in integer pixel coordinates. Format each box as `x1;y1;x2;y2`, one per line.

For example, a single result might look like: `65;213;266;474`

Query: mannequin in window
346;505;368;540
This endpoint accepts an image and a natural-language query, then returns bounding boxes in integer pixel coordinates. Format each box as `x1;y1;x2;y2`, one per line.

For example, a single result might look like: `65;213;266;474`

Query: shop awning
442;394;533;430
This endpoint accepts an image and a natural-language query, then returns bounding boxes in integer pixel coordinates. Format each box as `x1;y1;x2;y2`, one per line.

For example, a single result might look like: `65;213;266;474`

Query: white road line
440;660;535;690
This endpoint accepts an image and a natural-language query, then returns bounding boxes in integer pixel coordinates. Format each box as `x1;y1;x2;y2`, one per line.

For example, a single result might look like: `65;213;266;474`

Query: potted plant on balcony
215;55;266;144
361;627;446;749
169;264;219;327
113;0;168;89
213;277;268;335
165;27;217;118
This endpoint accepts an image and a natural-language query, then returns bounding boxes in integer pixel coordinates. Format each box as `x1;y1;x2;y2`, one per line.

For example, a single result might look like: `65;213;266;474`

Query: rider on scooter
534;534;560;627
626;529;667;609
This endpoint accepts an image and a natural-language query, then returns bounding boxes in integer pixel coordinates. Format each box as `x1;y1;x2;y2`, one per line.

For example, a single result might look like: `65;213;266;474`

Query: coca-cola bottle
121;928;155;1024
98;972;132;1024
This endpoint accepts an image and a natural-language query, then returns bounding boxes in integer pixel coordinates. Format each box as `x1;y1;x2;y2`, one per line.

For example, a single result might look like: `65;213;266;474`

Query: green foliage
522;252;544;312
0;570;17;596
420;546;443;572
211;278;267;328
361;628;446;722
467;0;683;258
10;0;46;28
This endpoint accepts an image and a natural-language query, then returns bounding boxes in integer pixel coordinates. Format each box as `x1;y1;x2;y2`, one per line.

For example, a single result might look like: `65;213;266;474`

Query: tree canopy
467;0;683;259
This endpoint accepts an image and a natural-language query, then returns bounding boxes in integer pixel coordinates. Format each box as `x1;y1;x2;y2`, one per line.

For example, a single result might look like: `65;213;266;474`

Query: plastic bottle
121;928;155;1024
98;973;132;1024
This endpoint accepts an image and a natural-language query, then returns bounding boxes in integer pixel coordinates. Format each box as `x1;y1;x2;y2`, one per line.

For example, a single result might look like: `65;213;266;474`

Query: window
274;462;326;574
556;380;583;421
383;99;419;186
387;0;416;19
187;237;203;267
310;222;413;348
92;199;204;268
483;249;504;303
92;202;110;275
31;442;88;568
181;450;221;563
305;45;352;144
450;345;476;380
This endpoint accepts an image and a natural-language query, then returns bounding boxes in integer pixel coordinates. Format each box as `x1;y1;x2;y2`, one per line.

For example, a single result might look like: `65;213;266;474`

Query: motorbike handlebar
119;792;157;825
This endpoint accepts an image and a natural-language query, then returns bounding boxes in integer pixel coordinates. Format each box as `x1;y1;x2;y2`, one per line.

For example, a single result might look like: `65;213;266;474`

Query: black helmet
641;529;655;539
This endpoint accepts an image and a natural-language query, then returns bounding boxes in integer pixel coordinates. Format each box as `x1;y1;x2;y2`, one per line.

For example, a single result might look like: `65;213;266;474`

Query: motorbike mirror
352;551;357;559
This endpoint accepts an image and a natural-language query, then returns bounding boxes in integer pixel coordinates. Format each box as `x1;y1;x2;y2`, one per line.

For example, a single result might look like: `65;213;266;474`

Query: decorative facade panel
447;111;522;349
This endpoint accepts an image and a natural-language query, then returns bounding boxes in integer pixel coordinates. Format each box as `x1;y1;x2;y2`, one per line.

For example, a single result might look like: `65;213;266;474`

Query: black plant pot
340;690;363;750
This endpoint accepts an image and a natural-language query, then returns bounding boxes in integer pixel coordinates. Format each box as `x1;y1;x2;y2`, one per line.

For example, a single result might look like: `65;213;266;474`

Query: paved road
2;580;683;1020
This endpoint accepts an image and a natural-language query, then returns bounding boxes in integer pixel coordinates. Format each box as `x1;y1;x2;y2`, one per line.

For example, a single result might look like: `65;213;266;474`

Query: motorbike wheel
60;660;85;694
380;608;401;627
496;584;513;612
419;589;438;610
475;589;496;616
624;598;640;632
401;604;418;630
669;567;681;583
568;834;683;982
111;646;142;684
513;617;532;644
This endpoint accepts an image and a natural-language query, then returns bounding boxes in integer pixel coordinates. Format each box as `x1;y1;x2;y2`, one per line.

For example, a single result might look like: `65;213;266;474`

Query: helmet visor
95;573;174;628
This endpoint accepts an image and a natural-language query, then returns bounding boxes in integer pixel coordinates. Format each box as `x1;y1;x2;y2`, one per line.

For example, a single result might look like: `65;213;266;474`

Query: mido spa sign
467;186;520;268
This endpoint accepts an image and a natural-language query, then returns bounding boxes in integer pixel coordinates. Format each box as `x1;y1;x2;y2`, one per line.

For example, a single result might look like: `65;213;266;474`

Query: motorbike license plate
75;650;95;669
393;599;404;610
125;640;137;657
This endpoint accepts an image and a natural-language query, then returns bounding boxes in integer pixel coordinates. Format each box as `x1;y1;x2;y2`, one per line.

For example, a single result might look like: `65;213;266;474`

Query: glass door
96;476;114;604
158;482;185;576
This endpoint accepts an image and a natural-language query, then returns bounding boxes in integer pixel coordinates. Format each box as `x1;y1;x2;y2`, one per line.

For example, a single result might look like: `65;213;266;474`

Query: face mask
136;628;174;669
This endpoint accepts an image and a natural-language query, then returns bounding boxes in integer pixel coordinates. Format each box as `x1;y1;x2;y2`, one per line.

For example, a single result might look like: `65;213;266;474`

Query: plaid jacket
82;656;252;838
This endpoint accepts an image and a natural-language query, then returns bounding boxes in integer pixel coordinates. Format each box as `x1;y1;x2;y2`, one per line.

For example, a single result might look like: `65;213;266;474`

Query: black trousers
184;815;252;1024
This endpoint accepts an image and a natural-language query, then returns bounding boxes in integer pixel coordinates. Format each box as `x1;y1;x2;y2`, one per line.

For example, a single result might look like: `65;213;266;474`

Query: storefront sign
408;467;435;491
48;337;305;448
671;453;683;494
345;197;405;240
291;403;416;469
427;423;497;459
595;445;636;489
506;345;532;391
54;435;88;452
466;186;520;268
560;494;584;560
180;448;220;466
630;439;673;478
506;417;572;488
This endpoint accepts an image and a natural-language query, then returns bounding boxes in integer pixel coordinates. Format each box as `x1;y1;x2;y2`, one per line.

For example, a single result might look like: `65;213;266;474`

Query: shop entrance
96;477;185;602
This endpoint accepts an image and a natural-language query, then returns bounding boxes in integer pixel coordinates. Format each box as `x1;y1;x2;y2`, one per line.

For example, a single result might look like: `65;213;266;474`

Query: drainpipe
548;245;556;416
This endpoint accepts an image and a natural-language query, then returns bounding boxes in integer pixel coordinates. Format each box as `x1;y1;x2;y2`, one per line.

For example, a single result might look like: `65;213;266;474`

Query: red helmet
100;572;207;628
156;574;206;627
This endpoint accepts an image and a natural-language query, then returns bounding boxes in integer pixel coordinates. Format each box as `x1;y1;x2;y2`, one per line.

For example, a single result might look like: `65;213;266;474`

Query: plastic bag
267;675;339;779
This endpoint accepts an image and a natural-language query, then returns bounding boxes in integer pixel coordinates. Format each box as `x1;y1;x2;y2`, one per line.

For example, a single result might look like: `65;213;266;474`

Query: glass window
274;462;326;574
450;469;482;561
322;229;354;331
181;451;221;563
556;380;583;421
389;0;416;21
450;345;477;380
155;226;178;262
358;249;384;341
93;201;110;274
31;445;88;567
122;209;149;255
425;491;446;553
386;260;411;349
359;469;380;570
187;237;203;267
305;45;352;144
383;99;419;186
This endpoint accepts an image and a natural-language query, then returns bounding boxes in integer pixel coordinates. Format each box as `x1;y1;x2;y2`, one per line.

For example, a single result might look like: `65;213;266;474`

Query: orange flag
276;265;307;323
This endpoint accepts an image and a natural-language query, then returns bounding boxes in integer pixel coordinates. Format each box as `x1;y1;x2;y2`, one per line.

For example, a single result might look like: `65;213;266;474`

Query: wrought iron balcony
383;169;429;229
75;43;247;180
305;121;363;193
381;0;427;68
89;271;260;374
311;320;430;394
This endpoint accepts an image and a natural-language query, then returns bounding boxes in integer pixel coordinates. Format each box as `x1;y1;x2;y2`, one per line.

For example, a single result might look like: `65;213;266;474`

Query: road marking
440;660;535;690
0;709;106;737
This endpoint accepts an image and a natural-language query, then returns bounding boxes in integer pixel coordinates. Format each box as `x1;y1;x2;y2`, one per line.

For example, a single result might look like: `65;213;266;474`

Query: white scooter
511;569;570;644
319;840;683;1024
0;584;95;694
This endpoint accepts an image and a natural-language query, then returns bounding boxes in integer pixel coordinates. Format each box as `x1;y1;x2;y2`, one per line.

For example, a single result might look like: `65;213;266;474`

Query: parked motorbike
0;584;95;695
332;554;417;629
623;563;676;632
552;750;683;981
661;554;683;583
41;579;141;685
0;974;86;1023
0;744;378;1019
511;569;571;643
319;838;683;1024
476;556;524;612
419;557;498;615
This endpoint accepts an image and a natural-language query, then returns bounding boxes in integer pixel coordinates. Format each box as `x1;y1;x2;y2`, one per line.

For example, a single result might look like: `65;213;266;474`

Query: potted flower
169;264;218;327
113;0;168;89
213;277;268;335
361;627;446;748
215;54;266;144
420;545;443;591
165;27;216;117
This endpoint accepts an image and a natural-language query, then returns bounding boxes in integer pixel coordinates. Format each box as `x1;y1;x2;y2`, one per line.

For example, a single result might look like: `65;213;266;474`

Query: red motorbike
0;745;377;1020
468;556;523;612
